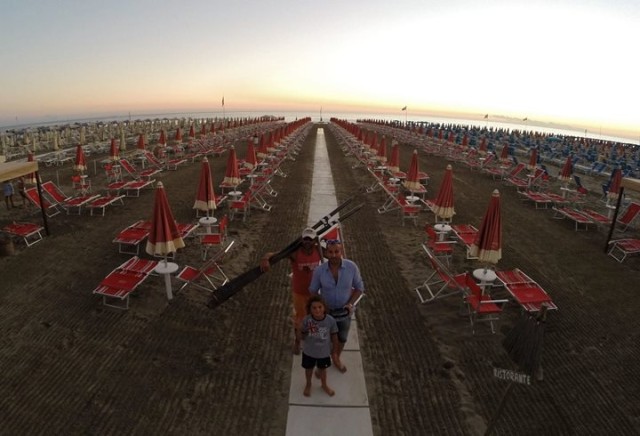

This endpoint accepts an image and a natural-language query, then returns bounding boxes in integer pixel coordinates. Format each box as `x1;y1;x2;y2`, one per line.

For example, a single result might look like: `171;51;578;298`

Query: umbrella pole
163;255;173;300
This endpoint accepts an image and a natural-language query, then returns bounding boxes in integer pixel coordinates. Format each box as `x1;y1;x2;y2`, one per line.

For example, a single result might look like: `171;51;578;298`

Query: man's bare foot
303;385;311;397
321;385;335;396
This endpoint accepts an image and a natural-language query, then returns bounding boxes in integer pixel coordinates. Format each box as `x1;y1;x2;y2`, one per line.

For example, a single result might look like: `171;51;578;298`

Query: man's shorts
302;353;332;369
329;309;352;343
334;316;351;343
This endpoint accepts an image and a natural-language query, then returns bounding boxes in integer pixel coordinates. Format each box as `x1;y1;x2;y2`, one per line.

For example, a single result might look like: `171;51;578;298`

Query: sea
2;110;638;147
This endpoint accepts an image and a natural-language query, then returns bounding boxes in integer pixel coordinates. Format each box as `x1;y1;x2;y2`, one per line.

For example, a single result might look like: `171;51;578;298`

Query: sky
1;0;639;140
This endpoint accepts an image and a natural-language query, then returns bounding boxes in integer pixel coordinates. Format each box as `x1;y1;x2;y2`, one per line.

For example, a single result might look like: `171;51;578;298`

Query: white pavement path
285;128;373;436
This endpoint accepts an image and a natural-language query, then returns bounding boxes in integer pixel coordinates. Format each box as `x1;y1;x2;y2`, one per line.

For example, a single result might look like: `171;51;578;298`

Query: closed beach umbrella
53;131;60;151
146;181;185;259
607;168;622;203
528;148;538;171
158;129;167;146
500;144;510;162
223;146;242;186
74;144;87;173
488;306;549;433
26;152;37;185
175;127;182;144
370;134;378;152
447;132;455;143
377;137;387;164
362;131;371;149
193;157;217;216
109;138;120;161
137;133;146;151
257;133;269;158
387;140;401;173
266;132;277;152
188;124;195;142
502;306;548;378
244;137;258;170
433;164;455;221
479;137;488;155
403;149;422;192
469;189;502;265
200;124;207;138
559;155;573;182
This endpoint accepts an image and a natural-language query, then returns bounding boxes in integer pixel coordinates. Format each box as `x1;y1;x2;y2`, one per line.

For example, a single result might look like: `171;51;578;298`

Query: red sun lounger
2;222;44;247
87;195;125;216
607;238;640;263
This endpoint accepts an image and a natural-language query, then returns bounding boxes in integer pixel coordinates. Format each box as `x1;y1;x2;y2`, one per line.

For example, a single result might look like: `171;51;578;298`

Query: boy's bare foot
334;362;347;373
303;385;311;397
321;385;335;396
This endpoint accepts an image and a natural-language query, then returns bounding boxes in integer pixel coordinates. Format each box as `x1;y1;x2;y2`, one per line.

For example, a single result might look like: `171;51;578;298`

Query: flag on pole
222;96;225;107
484;114;489;119
401;106;407;111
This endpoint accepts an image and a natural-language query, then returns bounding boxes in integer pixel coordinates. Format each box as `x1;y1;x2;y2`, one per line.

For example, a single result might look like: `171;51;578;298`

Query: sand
1;124;639;435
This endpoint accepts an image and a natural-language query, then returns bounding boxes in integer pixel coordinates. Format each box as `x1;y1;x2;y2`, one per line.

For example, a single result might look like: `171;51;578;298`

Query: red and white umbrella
256;133;269;159
193;157;217;216
146;181;185;259
175;127;182;144
73;144;87;173
244;137;258;170
188;124;195;142
266;131;277;153
370;134;378;152
137;133;146;151
387;140;401;173
223;146;242;186
433;164;455;221
158;129;167;146
110;138;120;161
479;137;488;155
607;168;622;202
377;136;387;164
26;152;37;185
558;156;573;182
499;144;510;163
403;149;422;191
528;148;538;171
469;189;502;265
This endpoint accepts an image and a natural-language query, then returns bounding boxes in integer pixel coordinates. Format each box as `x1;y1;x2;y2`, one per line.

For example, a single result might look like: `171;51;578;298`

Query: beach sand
1;125;639;435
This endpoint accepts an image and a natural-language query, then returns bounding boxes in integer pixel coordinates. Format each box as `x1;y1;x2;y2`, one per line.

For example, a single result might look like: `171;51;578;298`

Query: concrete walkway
285;127;373;436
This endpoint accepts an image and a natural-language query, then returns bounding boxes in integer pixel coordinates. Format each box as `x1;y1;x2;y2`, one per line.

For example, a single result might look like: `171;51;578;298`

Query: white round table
199;216;218;233
433;223;452;241
155;261;180;300
473;268;497;284
229;190;243;200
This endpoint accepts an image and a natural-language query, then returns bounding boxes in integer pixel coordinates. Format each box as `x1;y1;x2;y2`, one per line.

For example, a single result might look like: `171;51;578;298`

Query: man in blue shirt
309;240;364;373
